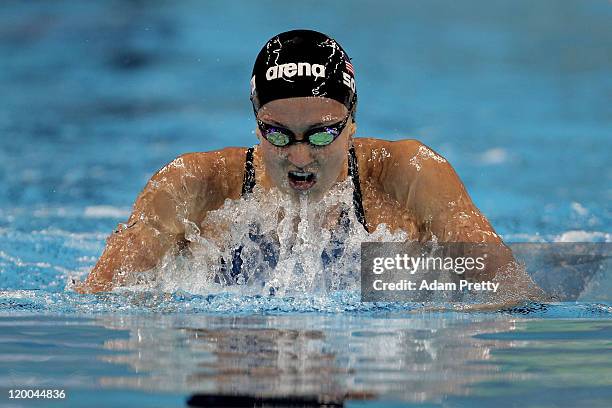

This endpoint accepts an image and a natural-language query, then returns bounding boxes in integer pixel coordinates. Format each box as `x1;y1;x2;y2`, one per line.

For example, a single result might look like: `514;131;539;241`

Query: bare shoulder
133;146;250;224
352;137;445;169
151;147;248;197
151;147;247;184
352;137;423;153
352;137;454;194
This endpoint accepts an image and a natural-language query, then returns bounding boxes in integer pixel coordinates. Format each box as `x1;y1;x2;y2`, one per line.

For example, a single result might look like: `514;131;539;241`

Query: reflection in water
97;314;521;403
2;314;610;406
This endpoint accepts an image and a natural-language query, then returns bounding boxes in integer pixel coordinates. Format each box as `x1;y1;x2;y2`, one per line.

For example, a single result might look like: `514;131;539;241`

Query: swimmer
78;30;542;301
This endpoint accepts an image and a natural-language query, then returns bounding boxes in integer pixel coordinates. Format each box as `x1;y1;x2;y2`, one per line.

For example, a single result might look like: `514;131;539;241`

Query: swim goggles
257;110;351;147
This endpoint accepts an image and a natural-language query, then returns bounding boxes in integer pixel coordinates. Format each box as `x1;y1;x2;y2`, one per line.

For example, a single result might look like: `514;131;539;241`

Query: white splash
409;145;446;171
133;180;406;296
157;156;185;175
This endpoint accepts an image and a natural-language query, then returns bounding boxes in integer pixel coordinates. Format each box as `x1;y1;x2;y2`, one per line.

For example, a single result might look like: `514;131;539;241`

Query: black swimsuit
217;145;368;285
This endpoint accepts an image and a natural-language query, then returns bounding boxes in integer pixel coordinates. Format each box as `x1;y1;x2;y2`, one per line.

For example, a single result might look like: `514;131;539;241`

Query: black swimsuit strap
241;147;256;195
240;145;368;232
348;144;368;232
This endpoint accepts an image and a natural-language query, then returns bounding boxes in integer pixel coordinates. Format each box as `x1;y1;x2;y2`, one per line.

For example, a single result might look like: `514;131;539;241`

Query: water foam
126;180;406;297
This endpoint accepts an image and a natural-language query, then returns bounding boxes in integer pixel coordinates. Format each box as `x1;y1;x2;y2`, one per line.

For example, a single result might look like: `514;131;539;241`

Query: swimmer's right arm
76;152;224;293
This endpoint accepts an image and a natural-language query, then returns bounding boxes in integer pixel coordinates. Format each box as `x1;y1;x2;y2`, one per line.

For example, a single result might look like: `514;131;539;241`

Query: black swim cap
250;29;357;115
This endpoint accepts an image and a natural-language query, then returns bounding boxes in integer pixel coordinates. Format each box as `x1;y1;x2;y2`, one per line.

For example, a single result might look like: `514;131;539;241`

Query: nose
286;143;314;169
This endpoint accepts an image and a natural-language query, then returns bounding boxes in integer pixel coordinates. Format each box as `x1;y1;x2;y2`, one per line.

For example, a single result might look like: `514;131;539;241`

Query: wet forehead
257;97;347;129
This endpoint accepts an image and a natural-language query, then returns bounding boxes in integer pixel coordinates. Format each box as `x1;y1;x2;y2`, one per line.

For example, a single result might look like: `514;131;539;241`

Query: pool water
0;0;611;407
1;313;612;408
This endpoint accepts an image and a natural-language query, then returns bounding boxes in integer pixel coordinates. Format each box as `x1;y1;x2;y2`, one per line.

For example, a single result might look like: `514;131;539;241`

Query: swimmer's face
256;97;355;201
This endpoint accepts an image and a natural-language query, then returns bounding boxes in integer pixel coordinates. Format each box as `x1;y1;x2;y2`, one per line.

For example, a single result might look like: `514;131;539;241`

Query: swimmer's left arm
384;140;498;243
386;140;543;301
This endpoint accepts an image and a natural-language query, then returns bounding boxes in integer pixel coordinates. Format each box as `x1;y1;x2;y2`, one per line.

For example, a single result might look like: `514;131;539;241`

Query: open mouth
287;170;317;191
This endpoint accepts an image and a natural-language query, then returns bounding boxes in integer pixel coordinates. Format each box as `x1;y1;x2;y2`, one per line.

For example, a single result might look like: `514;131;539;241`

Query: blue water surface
1;0;611;407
